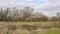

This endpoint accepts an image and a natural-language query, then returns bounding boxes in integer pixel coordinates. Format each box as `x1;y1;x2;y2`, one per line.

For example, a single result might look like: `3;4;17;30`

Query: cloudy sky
0;0;60;16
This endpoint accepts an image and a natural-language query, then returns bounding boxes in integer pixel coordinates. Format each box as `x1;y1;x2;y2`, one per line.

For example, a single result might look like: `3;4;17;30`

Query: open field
0;22;60;34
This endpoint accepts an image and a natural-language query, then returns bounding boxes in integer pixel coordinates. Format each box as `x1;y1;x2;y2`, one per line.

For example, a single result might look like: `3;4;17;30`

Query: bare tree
57;12;60;17
22;6;33;21
0;8;3;21
0;6;49;22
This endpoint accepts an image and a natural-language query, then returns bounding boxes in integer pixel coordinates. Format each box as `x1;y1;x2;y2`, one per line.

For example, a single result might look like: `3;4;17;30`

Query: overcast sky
0;0;60;16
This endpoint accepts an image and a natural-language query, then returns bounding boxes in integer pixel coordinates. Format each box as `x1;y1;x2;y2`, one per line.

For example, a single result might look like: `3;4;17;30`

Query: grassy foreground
0;22;60;34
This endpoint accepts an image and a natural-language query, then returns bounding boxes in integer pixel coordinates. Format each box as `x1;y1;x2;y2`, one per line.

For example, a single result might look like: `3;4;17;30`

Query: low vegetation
0;22;60;34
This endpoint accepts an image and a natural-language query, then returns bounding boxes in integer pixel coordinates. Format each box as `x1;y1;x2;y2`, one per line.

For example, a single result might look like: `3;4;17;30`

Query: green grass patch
8;22;54;26
8;22;58;27
44;30;60;34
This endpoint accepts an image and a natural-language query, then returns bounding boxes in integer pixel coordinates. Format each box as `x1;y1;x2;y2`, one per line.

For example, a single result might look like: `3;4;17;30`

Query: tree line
0;6;60;22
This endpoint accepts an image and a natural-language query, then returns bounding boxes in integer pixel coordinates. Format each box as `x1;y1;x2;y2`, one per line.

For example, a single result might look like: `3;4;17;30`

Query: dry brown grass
0;22;59;34
0;22;42;34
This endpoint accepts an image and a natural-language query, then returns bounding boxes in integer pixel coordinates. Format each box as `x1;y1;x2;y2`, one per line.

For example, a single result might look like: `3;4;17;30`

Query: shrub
53;22;60;28
30;31;40;34
21;24;40;31
7;25;17;31
40;26;52;29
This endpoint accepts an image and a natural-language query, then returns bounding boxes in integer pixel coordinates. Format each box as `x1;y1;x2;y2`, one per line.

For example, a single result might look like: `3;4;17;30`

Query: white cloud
0;0;24;8
25;0;32;2
0;0;60;16
37;0;60;16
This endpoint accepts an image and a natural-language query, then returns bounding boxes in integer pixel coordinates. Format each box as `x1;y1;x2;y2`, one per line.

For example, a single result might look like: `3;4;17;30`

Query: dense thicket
0;6;60;22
